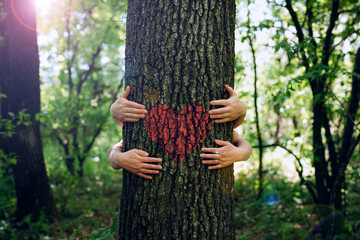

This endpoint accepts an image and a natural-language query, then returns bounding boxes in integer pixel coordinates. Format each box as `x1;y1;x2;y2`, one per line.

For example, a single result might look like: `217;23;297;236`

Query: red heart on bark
145;105;211;163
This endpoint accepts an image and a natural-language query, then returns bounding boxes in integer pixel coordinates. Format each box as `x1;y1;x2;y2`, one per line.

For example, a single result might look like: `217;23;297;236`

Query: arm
108;140;162;179
112;85;246;128
200;131;252;170
209;85;246;129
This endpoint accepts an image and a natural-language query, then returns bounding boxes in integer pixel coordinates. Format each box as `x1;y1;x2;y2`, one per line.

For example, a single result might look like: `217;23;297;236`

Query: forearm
233;131;252;162
108;141;123;169
236;140;252;161
109;150;123;170
233;101;246;128
233;116;244;129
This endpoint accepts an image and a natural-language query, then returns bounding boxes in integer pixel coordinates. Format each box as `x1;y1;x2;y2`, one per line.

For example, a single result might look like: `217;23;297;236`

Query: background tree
39;0;126;176
235;0;360;237
120;0;236;238
0;0;56;221
0;0;359;239
270;0;360;237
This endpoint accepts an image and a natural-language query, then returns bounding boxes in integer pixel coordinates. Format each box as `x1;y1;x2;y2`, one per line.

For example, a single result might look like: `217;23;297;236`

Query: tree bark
119;1;236;239
0;0;57;221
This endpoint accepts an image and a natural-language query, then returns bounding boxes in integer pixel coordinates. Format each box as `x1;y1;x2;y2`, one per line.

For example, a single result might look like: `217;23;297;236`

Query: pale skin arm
200;131;252;170
108;131;252;178
110;85;246;128
109;85;249;177
109;141;162;180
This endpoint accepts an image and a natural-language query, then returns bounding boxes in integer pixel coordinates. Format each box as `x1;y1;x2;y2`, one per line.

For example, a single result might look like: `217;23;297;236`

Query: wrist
233;116;244;129
238;145;252;162
110;103;116;118
110;150;126;170
108;141;123;169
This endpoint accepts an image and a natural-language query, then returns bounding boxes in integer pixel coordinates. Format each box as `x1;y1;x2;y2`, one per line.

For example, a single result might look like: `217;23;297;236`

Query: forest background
0;0;359;239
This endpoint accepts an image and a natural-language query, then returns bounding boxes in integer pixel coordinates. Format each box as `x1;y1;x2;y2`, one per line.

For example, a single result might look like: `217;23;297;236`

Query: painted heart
145;105;211;163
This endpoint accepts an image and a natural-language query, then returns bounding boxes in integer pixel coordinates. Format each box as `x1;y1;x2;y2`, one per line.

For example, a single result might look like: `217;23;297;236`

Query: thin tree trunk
246;0;263;194
327;47;360;239
119;1;236;239
0;0;57;221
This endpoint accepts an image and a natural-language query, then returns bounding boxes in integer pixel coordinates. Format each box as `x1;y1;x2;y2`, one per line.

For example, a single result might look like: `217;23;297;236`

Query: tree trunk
119;1;236;239
0;0;57;221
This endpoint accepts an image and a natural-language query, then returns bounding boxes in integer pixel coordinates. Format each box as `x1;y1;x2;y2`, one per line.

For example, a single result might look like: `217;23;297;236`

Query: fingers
142;157;162;163
119;86;130;98
202;160;220;165
125;101;146;109
224;84;236;97
142;168;160;174
136;162;162;180
134;149;149;156
137;173;153;180
215;139;229;146
200;153;219;159
201;147;218;153
209;107;228;115
123;113;146;120
115;119;124;127
214;118;232;124
134;150;162;164
210;99;228;106
142;163;162;170
121;107;147;121
125;107;148;115
210;113;230;119
123;117;144;122
208;165;222;170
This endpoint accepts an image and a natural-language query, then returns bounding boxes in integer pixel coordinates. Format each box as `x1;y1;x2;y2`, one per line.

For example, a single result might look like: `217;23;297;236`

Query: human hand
109;148;162;179
200;139;247;170
209;85;246;127
110;86;148;127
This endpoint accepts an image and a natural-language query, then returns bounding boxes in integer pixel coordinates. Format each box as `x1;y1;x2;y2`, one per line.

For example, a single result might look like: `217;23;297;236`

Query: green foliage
39;0;127;175
0;107;32;224
0;109;32;138
1;0;359;238
234;165;312;239
0;211;52;240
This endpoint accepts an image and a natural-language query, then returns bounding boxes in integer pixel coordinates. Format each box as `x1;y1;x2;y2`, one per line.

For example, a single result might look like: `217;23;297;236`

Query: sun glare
35;0;51;13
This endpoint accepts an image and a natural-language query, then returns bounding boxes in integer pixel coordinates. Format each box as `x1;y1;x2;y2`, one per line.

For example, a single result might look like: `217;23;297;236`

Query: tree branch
321;0;340;66
284;0;310;73
246;2;264;193
77;24;112;94
305;0;318;64
338;47;360;164
326;86;360;133
253;143;318;203
55;134;69;156
83;79;124;154
323;114;338;181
